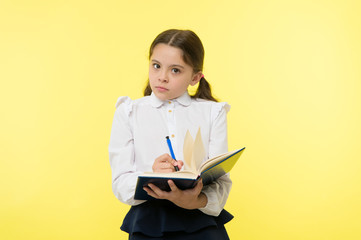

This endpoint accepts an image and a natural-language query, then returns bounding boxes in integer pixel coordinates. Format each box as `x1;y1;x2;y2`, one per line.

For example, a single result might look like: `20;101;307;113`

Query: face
149;43;202;101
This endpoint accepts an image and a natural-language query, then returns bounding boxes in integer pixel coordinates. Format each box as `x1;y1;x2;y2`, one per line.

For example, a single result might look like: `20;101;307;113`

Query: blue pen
166;136;179;171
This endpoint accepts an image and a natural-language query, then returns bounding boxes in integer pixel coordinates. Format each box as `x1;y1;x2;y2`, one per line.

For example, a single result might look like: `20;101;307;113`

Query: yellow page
183;130;195;172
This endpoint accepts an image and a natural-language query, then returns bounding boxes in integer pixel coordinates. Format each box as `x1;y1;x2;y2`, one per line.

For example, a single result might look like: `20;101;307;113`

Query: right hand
152;154;184;173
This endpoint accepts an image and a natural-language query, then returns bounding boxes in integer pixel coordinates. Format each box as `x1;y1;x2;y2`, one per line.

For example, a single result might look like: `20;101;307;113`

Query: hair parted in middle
144;29;217;102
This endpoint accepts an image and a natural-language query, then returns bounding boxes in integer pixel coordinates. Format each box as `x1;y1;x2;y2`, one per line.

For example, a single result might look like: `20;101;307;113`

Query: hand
152;154;184;173
144;179;207;210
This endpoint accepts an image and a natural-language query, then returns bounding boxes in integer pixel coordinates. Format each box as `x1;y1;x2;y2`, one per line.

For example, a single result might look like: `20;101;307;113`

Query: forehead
151;44;185;64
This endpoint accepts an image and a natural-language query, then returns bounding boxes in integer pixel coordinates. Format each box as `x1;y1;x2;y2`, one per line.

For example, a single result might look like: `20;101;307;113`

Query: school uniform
109;92;233;239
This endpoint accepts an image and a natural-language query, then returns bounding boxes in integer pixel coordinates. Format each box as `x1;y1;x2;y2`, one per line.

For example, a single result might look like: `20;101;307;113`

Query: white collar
150;92;192;108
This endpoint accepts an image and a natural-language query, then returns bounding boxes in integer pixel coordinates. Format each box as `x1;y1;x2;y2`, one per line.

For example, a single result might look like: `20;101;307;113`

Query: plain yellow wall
1;0;361;239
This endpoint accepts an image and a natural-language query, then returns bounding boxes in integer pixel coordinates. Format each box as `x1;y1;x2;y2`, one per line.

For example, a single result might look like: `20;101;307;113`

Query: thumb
195;178;203;191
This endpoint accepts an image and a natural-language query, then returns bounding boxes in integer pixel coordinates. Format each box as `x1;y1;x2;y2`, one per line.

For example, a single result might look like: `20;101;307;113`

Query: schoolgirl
109;29;233;239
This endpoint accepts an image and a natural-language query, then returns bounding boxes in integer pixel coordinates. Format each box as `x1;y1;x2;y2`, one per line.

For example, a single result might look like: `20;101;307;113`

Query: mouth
155;86;169;92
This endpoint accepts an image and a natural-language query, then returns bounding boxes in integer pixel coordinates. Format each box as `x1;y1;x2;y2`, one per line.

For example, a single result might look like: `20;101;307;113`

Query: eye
153;63;160;69
171;68;180;74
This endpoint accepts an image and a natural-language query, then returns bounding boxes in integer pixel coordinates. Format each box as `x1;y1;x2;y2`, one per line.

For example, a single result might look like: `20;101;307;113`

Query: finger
161;162;177;172
169;158;179;167
156;153;172;163
168;180;179;192
161;157;182;172
153;154;172;172
154;159;175;172
194;179;203;193
147;183;167;199
161;156;178;169
169;159;182;171
158;154;177;165
176;160;184;169
143;186;158;198
198;178;203;187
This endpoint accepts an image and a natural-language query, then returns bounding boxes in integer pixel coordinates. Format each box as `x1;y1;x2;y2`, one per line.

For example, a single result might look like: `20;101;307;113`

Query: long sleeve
108;97;145;206
198;103;232;216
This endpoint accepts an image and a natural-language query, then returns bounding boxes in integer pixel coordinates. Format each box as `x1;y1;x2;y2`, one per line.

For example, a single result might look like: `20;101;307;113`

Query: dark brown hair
143;29;217;102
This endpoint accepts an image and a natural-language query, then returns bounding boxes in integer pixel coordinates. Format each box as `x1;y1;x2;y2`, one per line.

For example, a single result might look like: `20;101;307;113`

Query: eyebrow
151;59;185;69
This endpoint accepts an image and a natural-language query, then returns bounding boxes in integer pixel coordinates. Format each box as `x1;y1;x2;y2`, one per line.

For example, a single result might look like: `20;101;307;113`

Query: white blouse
108;92;232;216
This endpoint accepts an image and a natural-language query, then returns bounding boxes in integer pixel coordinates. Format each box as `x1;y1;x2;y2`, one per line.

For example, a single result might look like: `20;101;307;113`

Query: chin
153;92;170;101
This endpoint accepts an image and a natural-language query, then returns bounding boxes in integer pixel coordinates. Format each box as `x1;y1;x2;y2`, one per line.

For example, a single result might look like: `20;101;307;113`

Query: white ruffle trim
115;96;133;116
211;102;230;120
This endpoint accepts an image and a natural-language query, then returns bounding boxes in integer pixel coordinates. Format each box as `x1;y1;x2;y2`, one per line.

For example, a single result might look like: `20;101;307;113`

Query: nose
158;70;169;83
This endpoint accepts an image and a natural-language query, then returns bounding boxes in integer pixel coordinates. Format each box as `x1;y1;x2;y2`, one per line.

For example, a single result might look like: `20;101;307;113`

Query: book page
141;170;198;179
193;128;205;172
183;130;196;172
199;149;239;173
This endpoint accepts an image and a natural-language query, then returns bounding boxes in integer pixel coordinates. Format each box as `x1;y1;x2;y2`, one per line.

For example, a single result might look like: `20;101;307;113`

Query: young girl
109;29;233;239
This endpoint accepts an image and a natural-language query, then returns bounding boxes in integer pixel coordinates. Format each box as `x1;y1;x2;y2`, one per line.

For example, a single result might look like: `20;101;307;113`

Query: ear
190;71;202;86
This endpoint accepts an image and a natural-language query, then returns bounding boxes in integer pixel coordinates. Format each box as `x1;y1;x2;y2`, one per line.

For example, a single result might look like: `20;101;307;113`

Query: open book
134;129;245;200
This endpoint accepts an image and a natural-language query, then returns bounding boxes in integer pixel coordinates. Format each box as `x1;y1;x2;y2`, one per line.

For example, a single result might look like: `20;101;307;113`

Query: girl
109;29;233;240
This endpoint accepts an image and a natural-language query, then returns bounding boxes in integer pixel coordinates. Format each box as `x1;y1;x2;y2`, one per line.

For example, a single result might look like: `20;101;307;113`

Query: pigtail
191;77;218;102
143;81;152;96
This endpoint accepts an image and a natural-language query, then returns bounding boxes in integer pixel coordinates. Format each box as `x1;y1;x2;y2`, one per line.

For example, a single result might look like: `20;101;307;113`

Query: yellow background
1;0;360;239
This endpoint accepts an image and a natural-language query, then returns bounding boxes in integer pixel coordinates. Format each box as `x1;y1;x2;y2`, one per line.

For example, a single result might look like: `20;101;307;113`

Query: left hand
144;179;207;210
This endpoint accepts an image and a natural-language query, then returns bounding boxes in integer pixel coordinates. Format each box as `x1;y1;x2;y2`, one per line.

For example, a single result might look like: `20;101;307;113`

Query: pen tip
166;136;169;139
